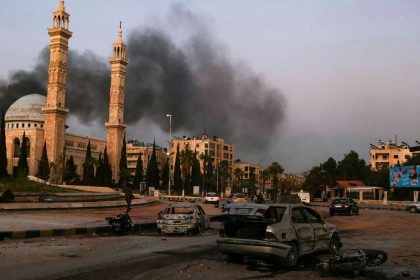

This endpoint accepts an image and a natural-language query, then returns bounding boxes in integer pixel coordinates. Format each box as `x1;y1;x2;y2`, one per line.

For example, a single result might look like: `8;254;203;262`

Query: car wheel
410;207;417;213
284;244;299;267
329;234;342;255
226;253;244;263
199;223;205;234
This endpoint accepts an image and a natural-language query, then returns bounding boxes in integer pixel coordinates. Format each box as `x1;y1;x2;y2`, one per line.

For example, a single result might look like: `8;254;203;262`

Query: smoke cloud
0;5;286;153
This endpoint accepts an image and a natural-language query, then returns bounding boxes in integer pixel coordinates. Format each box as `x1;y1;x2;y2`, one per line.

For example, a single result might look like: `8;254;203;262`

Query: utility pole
166;114;172;195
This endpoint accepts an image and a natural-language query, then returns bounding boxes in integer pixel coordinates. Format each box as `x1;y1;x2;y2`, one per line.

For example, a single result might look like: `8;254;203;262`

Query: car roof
225;203;306;209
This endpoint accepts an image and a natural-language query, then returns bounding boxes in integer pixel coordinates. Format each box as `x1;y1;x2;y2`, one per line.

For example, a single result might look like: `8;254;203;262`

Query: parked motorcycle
316;248;387;277
105;213;136;235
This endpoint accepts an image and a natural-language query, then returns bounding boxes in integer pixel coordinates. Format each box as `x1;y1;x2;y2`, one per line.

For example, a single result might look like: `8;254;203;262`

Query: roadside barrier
0;223;157;241
159;195;203;203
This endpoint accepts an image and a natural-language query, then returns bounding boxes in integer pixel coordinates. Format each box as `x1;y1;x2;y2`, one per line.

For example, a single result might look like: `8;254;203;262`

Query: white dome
5;94;47;122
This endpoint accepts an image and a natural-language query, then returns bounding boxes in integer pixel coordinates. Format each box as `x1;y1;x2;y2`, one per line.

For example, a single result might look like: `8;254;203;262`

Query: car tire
226;253;244;263
330;211;334;216
329;234;342;255
410;207;417;213
284;244;299;267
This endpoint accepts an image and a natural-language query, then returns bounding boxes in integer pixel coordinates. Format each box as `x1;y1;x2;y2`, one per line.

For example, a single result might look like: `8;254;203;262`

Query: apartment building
369;140;420;170
126;139;168;176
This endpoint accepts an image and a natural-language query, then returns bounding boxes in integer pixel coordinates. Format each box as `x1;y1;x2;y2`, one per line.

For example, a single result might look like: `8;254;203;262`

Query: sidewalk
0;197;162;241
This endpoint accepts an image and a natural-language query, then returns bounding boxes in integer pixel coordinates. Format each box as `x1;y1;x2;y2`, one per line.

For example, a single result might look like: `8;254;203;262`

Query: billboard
390;166;420;188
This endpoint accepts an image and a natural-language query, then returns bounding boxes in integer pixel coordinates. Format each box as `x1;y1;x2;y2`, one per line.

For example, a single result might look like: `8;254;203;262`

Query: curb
309;203;407;211
0;222;157;241
0;198;159;212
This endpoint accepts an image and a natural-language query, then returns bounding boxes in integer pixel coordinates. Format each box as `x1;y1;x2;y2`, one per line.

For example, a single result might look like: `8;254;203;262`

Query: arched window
13;138;20;157
25;137;31;157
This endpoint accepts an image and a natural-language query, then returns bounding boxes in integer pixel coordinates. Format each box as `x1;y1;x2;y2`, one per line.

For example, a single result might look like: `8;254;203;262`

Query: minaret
42;0;72;170
106;23;128;180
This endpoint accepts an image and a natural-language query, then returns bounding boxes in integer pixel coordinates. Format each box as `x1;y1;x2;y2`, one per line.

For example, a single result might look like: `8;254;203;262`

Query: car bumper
217;238;291;260
157;223;197;234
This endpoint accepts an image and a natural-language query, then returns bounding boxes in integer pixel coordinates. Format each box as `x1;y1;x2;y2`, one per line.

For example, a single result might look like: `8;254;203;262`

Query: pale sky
1;0;420;174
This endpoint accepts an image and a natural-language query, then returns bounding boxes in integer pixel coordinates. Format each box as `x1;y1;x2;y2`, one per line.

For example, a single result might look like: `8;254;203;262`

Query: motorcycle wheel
364;249;387;266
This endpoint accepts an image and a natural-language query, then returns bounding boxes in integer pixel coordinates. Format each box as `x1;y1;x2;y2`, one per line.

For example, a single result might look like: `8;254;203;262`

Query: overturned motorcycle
316;248;387;277
105;213;136;235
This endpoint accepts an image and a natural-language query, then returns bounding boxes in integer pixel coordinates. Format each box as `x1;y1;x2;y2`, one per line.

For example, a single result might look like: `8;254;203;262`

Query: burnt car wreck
217;203;342;267
157;203;210;235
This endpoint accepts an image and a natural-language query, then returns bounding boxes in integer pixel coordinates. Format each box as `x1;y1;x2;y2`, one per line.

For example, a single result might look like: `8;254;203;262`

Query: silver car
217;203;341;266
157;203;210;235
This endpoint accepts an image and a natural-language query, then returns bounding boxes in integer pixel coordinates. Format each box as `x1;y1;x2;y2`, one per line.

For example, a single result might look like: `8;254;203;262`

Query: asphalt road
1;206;419;280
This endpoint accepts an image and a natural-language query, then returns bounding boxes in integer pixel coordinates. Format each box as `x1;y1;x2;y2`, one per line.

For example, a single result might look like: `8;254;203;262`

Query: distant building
232;160;263;193
126;139;168;177
169;134;234;186
369;140;420;170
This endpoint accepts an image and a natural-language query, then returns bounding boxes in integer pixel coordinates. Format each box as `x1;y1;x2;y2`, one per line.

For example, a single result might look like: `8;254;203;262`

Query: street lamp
166;114;172;195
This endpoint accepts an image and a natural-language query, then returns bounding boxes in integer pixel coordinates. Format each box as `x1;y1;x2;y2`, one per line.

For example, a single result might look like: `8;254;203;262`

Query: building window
205;143;208;148
41;124;43;128
22;123;24;128
245;166;249;171
34;124;37;127
405;155;411;159
16;123;19;128
13;138;20;157
394;155;398;159
28;123;31;128
25;137;31;156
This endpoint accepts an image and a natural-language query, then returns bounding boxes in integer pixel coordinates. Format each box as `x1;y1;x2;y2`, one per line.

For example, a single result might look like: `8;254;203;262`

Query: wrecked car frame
217;203;341;266
157;203;210;235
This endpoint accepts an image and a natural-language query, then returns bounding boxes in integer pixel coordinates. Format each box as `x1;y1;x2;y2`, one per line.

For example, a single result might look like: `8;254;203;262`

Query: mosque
4;0;127;181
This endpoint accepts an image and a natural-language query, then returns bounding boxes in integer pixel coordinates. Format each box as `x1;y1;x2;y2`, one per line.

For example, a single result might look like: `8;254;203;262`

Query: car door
196;205;209;229
291;207;315;252
302;207;329;250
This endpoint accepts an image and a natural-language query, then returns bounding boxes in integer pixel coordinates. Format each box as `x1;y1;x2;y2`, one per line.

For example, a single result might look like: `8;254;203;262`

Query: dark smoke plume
0;5;286;153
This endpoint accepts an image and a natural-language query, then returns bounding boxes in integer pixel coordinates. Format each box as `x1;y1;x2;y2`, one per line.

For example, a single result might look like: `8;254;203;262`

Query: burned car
217;203;341;266
157;203;210;235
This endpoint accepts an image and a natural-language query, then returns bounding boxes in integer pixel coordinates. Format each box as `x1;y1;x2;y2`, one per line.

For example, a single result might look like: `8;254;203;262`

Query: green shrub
1;188;15;202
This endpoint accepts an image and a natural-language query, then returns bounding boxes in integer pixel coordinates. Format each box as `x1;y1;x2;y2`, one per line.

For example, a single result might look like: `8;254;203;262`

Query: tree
119;134;129;186
173;144;183;194
161;159;169;190
133;154;144;188
180;144;194;195
95;152;105;186
63;155;77;184
404;154;420;166
261;169;270;195
146;140;160;188
205;159;215;192
17;131;29;178
82;141;95;185
267;162;284;200
0;111;8;177
336;151;370;182
199;153;213;193
103;147;112;187
247;167;257;195
36;142;50;181
217;160;231;194
190;151;201;191
233;168;244;193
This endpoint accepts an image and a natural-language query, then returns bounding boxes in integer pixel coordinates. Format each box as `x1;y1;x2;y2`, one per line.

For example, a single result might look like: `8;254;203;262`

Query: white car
407;201;420;213
203;192;219;204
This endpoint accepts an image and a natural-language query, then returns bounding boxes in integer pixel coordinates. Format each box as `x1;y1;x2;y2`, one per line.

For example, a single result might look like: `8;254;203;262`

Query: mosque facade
4;0;127;181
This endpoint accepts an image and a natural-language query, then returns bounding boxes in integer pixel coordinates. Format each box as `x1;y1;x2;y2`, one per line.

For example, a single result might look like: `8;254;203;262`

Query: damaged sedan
217;203;341;266
157;203;210;235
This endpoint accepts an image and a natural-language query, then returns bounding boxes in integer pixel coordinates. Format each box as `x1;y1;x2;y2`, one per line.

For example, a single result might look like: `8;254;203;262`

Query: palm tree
180;144;194;195
261;169;270;195
199;152;213;193
267;162;284;201
233;168;244;193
